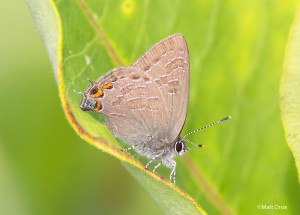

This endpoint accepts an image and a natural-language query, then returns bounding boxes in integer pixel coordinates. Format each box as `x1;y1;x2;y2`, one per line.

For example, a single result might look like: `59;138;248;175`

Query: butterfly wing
92;66;170;145
132;33;190;143
90;34;189;145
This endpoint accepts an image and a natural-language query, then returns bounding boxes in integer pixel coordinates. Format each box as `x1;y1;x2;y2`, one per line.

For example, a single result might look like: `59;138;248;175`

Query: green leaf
281;6;300;182
0;139;26;215
27;0;300;214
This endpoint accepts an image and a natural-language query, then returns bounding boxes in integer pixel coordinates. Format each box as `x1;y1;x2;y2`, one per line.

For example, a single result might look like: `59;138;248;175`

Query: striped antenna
185;139;205;148
183;116;231;139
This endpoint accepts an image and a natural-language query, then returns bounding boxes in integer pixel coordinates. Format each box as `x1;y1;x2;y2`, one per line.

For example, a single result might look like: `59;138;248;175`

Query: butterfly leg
121;145;135;152
145;152;163;169
169;160;177;187
153;162;161;172
145;159;154;168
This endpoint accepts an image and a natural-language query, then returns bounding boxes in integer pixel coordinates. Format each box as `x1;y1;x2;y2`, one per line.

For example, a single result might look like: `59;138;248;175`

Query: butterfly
76;33;230;186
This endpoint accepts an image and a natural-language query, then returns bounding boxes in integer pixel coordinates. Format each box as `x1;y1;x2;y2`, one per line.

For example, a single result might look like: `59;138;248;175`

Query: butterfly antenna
184;139;205;148
183;116;231;139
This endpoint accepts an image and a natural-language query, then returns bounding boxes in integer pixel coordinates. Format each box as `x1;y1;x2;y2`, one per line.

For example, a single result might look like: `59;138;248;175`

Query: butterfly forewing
132;34;190;142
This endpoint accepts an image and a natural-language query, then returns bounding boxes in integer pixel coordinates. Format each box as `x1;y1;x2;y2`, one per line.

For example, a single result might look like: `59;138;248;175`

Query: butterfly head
174;138;189;156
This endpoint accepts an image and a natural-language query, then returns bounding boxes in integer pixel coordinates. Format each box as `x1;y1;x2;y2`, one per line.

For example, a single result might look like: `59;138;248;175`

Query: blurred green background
0;1;162;214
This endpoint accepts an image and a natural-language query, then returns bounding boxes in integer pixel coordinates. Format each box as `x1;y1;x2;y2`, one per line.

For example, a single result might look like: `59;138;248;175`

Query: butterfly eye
175;141;183;153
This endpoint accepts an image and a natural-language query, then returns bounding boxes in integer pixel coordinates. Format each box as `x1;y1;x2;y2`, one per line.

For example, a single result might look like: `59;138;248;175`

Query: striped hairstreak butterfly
76;33;230;186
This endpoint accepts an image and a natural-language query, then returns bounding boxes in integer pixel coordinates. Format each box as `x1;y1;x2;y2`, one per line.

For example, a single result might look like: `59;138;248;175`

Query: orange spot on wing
91;87;103;98
102;83;113;89
93;102;102;111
